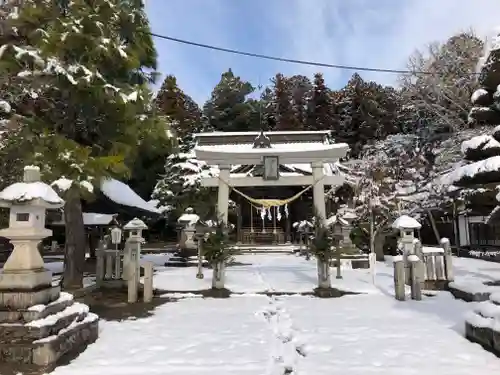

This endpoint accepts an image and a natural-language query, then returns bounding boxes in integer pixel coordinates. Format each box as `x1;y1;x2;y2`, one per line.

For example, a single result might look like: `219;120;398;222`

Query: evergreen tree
203;69;255;132
307;73;335;131
289;74;311;130
155;74;202;144
272;73;296;130
259;86;276;130
151;149;217;223
335;74;400;156
127;116;175;200
0;0;159;288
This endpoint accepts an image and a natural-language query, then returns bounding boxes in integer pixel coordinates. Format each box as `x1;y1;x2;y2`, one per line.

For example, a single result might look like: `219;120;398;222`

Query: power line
150;32;481;76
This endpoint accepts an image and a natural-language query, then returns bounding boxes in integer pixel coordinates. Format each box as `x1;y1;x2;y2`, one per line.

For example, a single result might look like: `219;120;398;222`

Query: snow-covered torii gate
194;131;349;224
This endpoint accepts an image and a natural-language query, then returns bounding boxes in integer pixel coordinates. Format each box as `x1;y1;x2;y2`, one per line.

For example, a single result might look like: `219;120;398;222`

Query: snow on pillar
312;162;326;223
217;165;230;224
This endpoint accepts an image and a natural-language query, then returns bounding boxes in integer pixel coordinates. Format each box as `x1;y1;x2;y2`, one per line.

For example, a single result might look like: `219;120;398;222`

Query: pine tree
307;73;334;131
203;69;255;132
0;0;159;288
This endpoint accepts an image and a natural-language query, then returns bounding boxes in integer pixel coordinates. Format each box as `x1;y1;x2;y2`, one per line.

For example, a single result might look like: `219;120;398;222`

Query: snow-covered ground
154;253;386;294
449;256;500;295
48;254;500;375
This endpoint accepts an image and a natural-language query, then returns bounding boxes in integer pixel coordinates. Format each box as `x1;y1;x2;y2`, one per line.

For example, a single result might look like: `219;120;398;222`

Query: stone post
393;256;405;301
196;234;204;279
441;237;454;281
335;244;342;280
96;240;106;287
409;256;422;301
317;257;331;289
127;245;139;303
212;261;225;289
413;239;426;288
143;262;154;303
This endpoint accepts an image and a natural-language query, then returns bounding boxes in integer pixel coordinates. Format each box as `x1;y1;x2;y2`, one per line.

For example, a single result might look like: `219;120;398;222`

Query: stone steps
0;292;99;366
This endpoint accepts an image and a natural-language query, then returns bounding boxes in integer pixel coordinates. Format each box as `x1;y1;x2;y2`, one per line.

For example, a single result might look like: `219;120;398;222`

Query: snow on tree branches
152;150;218;220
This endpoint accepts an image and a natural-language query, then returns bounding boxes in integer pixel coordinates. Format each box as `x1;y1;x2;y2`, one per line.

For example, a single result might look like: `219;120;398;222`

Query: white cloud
271;0;500;86
147;0;500;103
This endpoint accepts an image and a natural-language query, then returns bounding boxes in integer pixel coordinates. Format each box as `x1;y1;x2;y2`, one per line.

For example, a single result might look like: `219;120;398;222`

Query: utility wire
150;32;481;76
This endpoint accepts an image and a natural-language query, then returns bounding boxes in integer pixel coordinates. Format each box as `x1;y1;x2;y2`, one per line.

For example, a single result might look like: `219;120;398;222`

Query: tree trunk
212;261;225;289
62;189;86;290
427;209;441;245
88;230;98;260
374;231;386;261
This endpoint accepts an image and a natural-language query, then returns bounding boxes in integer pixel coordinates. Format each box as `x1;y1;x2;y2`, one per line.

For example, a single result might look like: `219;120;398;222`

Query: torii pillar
217;165;230;223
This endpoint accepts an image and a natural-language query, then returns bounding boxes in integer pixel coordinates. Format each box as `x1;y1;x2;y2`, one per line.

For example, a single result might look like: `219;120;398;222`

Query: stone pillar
217;165;230;224
285;213;291;244
312;162;326;223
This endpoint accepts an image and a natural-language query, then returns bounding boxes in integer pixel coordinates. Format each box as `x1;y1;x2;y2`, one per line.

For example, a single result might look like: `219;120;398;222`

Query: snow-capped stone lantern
123;217;148;240
0;166;99;368
392;215;421;256
177;208;200;254
0;166;64;293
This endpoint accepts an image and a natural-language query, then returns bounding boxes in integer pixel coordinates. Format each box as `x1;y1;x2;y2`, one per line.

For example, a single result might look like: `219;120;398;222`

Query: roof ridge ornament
253;130;272;149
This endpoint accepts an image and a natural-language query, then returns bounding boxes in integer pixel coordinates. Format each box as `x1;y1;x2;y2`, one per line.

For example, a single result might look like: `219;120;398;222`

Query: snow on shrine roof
392;215;422;230
0;181;64;206
195;142;346;154
51;177;159;214
194;130;331;138
100;179;160;214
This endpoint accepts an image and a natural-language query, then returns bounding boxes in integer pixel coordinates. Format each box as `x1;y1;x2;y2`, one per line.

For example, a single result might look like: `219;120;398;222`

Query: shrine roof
195;142;346;154
194;130;333;147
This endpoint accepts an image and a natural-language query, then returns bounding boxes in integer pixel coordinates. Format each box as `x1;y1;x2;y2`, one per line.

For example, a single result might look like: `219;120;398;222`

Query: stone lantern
0;166;99;367
0;166;64;296
123;218;148;281
123;217;148;240
177;208;200;257
392;214;422;256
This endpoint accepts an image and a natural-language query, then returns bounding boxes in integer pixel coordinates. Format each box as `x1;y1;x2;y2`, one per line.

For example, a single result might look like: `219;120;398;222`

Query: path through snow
47;254;500;374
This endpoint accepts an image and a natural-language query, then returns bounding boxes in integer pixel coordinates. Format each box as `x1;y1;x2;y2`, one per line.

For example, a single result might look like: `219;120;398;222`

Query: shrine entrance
194;130;349;245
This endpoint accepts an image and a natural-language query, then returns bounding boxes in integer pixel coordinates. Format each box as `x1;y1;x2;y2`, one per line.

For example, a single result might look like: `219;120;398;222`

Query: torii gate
193;130;349;224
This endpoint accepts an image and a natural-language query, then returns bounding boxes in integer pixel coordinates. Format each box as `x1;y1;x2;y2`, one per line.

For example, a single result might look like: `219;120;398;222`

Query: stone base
0;269;53;290
423;280;449;291
447;284;491;302
313;287;345;298
0;292;99;367
0;285;60;310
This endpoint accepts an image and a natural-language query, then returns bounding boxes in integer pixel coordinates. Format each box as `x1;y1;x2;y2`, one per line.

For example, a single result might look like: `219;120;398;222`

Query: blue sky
145;0;500;104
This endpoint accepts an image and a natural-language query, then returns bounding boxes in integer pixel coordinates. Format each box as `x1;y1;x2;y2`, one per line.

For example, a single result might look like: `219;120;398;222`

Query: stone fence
394;237;454;301
96;240;153;304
